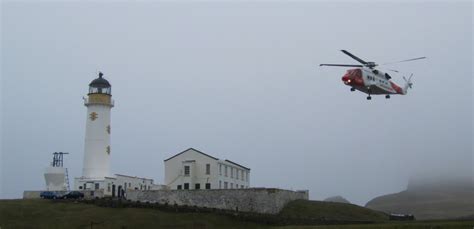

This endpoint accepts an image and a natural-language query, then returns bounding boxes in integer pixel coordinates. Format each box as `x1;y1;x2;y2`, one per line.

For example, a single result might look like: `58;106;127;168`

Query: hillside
0;198;389;228
0;199;267;229
279;200;388;222
366;180;474;220
2;199;472;228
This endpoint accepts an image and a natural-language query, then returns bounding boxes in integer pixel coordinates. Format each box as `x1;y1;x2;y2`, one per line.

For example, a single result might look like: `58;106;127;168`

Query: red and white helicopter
320;50;426;100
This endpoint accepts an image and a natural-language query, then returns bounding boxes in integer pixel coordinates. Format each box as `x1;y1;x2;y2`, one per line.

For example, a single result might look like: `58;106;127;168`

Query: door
118;185;122;198
112;185;116;197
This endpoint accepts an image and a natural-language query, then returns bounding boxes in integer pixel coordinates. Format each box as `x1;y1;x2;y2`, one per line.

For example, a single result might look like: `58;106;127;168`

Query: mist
1;1;472;205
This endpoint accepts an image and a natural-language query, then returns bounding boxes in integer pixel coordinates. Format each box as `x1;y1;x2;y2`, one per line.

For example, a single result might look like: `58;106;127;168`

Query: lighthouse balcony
84;94;114;107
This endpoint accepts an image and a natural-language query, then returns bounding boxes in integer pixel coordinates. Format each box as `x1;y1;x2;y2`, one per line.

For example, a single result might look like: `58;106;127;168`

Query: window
107;184;111;192
184;183;189;190
241;185;244;189
177;185;182;190
184;166;190;176
236;169;239;179
206;164;210;175
205;183;211;189
195;183;200;190
219;180;222;189
231;167;234;178
224;182;228;189
79;186;83;190
225;166;228;177
95;183;100;190
219;164;222;175
230;183;233;189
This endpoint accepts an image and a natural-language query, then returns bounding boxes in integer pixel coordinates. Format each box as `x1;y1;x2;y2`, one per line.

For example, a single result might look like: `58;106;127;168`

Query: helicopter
320;50;426;100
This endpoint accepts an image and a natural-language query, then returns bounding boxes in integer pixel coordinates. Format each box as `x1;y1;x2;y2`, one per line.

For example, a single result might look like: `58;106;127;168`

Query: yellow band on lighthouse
85;94;113;107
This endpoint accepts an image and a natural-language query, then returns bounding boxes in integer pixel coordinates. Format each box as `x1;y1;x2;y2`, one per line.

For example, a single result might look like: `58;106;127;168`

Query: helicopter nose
342;76;351;84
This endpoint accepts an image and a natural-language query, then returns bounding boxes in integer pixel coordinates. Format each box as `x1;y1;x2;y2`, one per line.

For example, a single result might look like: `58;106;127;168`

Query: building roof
225;159;251;171
163;148;219;162
114;174;153;181
164;148;251;170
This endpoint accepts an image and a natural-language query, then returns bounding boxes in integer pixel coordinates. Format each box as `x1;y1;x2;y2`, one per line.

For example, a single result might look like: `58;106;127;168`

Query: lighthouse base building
74;174;164;198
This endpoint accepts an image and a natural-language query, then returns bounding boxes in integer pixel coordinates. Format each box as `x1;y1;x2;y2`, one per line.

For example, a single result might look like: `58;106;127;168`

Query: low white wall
127;188;309;214
23;190;103;199
23;191;44;199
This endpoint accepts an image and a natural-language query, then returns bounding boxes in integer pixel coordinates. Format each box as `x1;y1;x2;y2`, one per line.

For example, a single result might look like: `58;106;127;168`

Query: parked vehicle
62;191;84;199
39;191;62;199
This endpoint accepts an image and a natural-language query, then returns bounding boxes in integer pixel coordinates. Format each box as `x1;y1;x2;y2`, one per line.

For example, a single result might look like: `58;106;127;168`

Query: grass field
279;200;388;222
0;199;267;229
280;220;474;229
1;199;473;229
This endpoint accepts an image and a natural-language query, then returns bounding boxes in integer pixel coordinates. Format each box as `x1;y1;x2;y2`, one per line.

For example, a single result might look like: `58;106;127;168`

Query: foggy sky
1;1;472;205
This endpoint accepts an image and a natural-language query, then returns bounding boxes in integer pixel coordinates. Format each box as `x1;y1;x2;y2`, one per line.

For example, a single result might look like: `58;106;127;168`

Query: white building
74;174;159;197
74;72;161;197
45;167;67;191
164;148;250;190
44;152;70;191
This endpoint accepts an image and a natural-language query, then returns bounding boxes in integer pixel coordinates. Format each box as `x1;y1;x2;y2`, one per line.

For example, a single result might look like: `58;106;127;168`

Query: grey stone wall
127;188;309;214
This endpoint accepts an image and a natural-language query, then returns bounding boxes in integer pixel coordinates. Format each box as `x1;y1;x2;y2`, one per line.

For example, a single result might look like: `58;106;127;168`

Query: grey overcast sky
1;1;472;205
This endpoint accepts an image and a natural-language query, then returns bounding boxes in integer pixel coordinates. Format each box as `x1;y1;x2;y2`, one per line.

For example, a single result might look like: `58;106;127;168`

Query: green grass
1;199;472;229
277;220;474;229
0;199;268;229
279;200;388;222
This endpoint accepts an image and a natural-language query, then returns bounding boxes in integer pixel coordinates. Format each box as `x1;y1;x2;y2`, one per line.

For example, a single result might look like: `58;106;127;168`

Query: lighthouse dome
88;72;111;95
89;72;111;87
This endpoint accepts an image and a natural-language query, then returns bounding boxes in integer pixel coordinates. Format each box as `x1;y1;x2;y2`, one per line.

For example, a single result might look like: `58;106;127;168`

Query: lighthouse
74;72;159;197
82;72;113;179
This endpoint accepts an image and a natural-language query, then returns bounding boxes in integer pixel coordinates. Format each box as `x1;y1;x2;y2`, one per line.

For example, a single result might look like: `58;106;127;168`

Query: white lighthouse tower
74;72;160;197
82;72;113;179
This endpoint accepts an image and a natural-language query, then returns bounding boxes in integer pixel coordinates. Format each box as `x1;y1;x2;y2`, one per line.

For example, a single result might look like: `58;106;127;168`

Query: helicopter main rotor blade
320;64;364;67
382;57;427;65
341;50;368;65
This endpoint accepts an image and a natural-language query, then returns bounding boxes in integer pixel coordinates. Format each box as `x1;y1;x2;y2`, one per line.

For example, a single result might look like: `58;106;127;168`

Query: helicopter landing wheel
385;95;390;99
367;96;372;100
350;87;355;92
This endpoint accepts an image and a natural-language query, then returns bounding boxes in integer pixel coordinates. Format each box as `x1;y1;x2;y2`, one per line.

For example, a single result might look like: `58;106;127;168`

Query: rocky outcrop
365;179;474;220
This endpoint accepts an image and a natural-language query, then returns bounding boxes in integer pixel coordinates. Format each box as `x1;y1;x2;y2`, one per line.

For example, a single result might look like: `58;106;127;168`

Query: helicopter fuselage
341;67;404;95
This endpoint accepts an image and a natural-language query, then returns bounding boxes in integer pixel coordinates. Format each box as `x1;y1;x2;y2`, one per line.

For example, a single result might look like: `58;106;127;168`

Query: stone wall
127;188;309;214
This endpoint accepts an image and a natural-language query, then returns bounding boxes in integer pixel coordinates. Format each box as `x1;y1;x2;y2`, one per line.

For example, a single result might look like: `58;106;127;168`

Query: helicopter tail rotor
402;74;414;94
